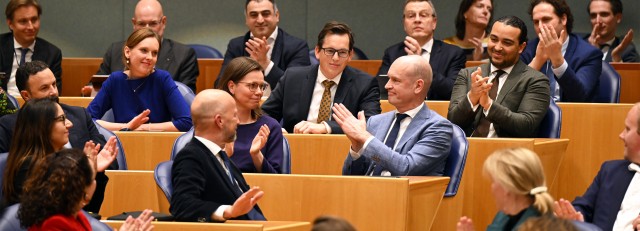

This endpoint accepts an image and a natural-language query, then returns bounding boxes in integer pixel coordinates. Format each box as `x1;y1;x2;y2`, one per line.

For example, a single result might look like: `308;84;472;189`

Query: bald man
170;89;266;222
96;0;198;90
335;55;453;176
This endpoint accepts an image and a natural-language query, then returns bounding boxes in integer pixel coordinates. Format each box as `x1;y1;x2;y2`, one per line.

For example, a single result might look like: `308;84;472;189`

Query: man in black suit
377;0;465;100
583;0;638;62
0;0;62;95
0;61;108;213
171;89;265;222
261;21;381;134
94;0;199;91
216;0;310;90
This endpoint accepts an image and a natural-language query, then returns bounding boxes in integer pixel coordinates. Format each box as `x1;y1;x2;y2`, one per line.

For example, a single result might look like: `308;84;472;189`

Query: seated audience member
443;0;493;61
336;55;453;176
0;0;62;95
171;89;266;222
457;148;554;231
554;103;640;231
87;28;192;132
261;21;380;134
94;0;198;91
217;57;284;173
521;0;602;102
583;0;638;63
377;0;465;100
517;216;578;231
2;98;117;210
19;149;154;231
0;61;112;213
312;215;357;231
216;0;310;90
448;16;550;138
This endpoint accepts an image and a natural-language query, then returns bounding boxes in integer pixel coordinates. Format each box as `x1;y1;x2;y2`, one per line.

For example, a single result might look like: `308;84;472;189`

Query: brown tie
472;70;506;137
317;80;336;122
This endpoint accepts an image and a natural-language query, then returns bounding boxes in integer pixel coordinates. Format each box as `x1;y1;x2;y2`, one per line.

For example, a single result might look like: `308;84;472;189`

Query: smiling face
21;68;58;101
403;1;437;43
124;37;159;78
589;0;620;42
228;70;265;111
488;21;526;69
50;104;73;151
315;33;352;79
532;2;567;37
245;0;279;39
7;5;40;47
464;0;492;28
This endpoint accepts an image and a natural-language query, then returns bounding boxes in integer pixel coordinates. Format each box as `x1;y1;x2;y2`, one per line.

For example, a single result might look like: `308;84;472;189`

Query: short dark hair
5;0;41;21
312;215;356;231
492;15;528;45
316;21;354;51
16;60;49;92
587;0;622;15
404;0;437;18
455;0;494;40
245;0;278;13
217;57;264;120
528;0;574;34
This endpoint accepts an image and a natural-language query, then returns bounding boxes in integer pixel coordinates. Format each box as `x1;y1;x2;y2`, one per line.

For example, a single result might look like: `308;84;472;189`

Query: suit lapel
429;40;441;67
270;28;284;68
374;112;397;143
396;103;428;151
1;35;14;89
299;65;318;118
156;39;174;69
242;32;252;56
192;138;242;197
495;60;525;103
333;67;353;105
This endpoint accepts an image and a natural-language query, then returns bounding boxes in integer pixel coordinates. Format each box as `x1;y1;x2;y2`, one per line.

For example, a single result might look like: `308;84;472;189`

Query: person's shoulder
601;159;631;169
153;69;173;78
570;33;600;54
278;28;306;43
35;37;61;51
258;114;280;126
59;104;85;113
228;32;250;45
344;66;373;79
0;32;12;41
384;41;405;51
163;38;191;52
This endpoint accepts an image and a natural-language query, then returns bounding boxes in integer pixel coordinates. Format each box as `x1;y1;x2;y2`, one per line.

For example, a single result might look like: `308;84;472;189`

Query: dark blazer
342;103;452;176
216;28;310;89
97;38;199;91
377;39;466;100
521;33;602;102
573;160;634;231
170;138;264;222
448;60;550;138
580;33;639;63
0;32;62;91
487;206;541;231
261;64;381;134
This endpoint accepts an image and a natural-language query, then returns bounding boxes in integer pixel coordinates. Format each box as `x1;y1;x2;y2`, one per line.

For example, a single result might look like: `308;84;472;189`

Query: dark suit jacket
342;103;453;176
97;39;199;91
261;64;381;134
377;40;466;100
0;32;62;91
580;33;639;63
216;28;310;89
573;160;634;231
487;206;540;231
448;60;550;137
170;138;264;222
521;33;602;102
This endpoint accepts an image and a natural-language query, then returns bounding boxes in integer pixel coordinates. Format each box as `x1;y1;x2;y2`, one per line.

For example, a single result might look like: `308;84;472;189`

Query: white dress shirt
250;26;278;76
466;64;514;137
8;38;35;96
421;38;434;63
306;69;342;133
612;163;640;231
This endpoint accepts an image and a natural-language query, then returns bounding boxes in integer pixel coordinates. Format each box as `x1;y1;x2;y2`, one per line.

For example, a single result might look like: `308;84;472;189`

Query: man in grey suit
93;0;199;91
448;16;550;138
335;55;453;176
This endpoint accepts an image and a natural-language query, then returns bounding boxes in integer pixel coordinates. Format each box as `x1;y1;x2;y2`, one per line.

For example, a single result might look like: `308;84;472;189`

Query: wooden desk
195;59;222;93
16;96;94;108
61;58;101;96
103;220;310;231
102;170;169;217
611;63;640;103
114;132;183;170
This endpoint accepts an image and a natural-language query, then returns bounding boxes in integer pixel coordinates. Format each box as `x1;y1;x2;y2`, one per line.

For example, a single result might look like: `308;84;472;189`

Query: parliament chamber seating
95;122;128;170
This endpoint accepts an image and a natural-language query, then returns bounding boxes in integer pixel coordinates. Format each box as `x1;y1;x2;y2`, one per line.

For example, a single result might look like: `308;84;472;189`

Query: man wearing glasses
377;0;465;100
216;0;310;90
95;0;199;91
261;21;380;134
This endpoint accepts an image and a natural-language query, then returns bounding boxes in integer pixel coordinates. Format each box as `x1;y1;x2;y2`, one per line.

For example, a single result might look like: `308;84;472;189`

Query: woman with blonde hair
457;147;554;231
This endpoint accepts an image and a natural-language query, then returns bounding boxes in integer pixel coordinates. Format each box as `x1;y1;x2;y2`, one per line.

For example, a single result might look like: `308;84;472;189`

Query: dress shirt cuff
264;61;275;76
322;121;332;134
349;136;375;160
552;59;568;78
467;92;479;112
212;205;231;222
483;100;493;116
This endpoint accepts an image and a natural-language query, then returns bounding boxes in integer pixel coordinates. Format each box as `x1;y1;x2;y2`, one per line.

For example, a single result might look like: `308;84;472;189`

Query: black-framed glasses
237;81;269;92
54;114;67;123
321;48;350;58
134;18;162;28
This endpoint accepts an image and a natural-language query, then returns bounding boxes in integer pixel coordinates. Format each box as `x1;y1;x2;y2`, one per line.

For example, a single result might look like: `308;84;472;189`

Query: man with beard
448;16;550;138
171;89;266;222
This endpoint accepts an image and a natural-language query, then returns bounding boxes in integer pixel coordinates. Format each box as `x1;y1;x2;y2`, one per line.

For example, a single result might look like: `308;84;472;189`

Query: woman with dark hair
87;28;192;132
217;57;284;173
2;98;117;207
443;0;493;61
19;149;154;231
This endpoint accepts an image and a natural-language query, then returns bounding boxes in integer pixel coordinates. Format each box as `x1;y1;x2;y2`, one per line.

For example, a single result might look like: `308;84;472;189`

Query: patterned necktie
19;48;29;67
367;113;409;176
218;150;266;220
317;80;336;122
472;70;506;137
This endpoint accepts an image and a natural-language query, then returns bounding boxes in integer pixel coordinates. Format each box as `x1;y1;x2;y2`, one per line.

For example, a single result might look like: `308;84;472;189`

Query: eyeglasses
320;48;350;58
237;81;269;92
54;114;68;124
134;18;162;28
404;11;434;20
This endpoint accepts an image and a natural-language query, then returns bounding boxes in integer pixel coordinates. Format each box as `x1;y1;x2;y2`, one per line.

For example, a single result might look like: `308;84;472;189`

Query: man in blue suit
521;0;602;102
377;0;465;101
336;55;453;176
555;104;640;230
216;0;310;90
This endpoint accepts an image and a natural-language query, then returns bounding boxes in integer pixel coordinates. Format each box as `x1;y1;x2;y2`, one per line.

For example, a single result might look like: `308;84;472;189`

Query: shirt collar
194;136;223;156
399;102;424;118
489;63;515;76
250;26;279;44
13;37;35;51
561;35;569;56
421;38;434;54
316;67;342;85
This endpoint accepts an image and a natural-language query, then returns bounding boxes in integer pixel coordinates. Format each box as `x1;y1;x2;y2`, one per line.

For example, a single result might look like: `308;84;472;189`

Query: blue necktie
219;150;266;221
546;61;559;101
19;48;29;67
368;113;409;176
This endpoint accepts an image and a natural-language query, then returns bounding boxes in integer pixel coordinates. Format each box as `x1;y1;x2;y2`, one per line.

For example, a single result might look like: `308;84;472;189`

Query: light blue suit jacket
342;103;453;176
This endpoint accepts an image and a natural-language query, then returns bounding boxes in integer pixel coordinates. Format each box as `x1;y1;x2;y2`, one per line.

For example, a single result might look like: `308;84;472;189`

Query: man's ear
20;90;30;101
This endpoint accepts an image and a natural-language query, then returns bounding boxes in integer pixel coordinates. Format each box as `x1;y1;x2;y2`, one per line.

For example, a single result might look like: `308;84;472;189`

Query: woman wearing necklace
87;28;192;132
217;57;284;173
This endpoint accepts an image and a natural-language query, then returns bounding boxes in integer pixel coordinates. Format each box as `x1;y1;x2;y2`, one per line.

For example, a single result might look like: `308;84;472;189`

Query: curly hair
18;149;94;228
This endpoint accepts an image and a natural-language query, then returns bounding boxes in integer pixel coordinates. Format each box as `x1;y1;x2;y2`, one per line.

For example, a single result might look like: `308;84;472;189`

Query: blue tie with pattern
367;113;409;176
219;150;266;220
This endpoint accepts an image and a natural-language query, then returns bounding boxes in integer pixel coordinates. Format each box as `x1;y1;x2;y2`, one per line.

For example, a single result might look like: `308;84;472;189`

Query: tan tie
317;80;336;122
